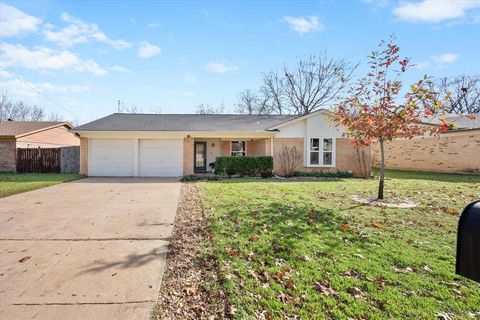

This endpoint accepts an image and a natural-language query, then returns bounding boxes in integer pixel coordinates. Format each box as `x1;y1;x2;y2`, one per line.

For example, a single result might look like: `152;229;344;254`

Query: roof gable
0;121;72;138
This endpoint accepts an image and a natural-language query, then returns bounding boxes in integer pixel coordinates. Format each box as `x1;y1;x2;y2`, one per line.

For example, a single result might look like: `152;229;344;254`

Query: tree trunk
378;138;385;200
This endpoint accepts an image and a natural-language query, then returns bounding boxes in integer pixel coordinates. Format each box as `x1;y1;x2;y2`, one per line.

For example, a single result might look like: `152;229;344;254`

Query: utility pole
117;100;121;112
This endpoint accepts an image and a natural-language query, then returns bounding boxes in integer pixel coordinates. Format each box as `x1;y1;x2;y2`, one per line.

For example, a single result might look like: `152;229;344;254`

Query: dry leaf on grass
347;286;364;299
18;256;31;263
341;224;350;232
313;280;338;296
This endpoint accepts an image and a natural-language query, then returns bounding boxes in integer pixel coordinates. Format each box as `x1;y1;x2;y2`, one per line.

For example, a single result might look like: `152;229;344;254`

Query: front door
194;141;207;173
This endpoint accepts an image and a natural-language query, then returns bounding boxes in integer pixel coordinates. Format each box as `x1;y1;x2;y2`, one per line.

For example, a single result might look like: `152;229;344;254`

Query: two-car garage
88;139;183;177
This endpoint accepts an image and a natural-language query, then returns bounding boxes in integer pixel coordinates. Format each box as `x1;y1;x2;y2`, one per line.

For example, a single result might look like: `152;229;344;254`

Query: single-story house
373;113;480;173
0;121;80;172
71;110;368;177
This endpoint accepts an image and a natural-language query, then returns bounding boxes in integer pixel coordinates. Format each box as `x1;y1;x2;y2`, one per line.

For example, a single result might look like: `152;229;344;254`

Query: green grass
199;170;480;319
0;173;84;198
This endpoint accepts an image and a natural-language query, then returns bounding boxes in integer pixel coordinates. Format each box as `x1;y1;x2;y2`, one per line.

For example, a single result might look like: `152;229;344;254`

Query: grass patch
199;169;480;318
0;173;84;198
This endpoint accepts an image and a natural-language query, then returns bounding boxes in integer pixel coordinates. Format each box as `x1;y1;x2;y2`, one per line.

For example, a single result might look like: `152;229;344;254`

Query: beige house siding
0;138;16;172
247;139;269;156
16;125;79;148
272;138;370;177
79;137;88;175
183;137;194;175
221;140;230;156
372;130;480;173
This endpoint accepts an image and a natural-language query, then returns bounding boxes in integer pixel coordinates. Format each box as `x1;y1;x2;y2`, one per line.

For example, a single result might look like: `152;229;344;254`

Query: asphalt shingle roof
0;121;70;137
73;113;297;132
422;113;480;130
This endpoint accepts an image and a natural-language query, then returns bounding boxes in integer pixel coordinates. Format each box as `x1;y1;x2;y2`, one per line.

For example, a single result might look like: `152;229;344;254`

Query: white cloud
393;0;480;23
111;65;130;72
432;53;459;64
137;41;161;58
0;78;90;99
183;91;196;97
183;72;198;84
0;43;107;75
0;3;42;37
43;13;132;49
206;61;239;74
283;16;323;34
147;22;160;28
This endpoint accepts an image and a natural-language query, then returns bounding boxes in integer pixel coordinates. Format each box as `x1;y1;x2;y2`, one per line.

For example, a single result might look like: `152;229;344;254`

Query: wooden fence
16;148;61;173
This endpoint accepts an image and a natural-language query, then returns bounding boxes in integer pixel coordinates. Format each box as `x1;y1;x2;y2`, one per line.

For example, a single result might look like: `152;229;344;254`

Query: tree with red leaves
334;36;449;199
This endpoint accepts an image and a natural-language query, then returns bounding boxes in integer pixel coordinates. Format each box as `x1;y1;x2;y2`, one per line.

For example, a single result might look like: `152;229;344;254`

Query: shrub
293;171;354;178
215;156;273;177
181;174;224;182
276;145;302;177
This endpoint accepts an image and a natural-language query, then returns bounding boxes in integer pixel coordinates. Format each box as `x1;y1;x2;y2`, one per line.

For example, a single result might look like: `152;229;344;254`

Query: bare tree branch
195;102;225;114
435;74;480;114
235;89;259;114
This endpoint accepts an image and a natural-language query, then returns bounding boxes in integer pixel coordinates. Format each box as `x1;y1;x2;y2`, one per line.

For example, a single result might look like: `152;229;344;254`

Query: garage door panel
89;139;134;177
139;139;182;177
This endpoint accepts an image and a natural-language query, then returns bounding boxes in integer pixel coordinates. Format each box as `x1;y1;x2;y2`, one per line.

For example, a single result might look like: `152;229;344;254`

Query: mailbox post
456;200;480;283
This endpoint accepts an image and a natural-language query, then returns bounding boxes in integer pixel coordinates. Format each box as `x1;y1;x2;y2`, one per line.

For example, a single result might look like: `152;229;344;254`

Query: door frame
193;141;207;173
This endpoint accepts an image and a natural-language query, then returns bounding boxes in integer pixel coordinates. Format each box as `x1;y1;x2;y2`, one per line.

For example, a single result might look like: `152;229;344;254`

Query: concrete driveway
0;178;181;320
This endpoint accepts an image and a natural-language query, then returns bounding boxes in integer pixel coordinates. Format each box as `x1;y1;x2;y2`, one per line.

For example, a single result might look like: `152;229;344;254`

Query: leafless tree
235;89;259;114
435;74;480;114
282;53;357;115
0;92;45;121
195;102;225;114
117;100;162;114
276;145;302;177
255;53;356;115
261;71;288;115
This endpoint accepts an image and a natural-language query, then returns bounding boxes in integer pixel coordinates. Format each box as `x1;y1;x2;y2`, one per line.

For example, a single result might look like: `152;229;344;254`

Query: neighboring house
0;121;79;172
72;110;368;177
373;114;480;173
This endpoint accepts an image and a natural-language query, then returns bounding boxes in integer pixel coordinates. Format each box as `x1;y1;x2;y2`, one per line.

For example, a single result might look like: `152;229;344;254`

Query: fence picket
16;148;61;173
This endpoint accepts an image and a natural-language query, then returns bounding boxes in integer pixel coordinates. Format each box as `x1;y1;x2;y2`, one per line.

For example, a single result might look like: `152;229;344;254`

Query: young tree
334;37;450;200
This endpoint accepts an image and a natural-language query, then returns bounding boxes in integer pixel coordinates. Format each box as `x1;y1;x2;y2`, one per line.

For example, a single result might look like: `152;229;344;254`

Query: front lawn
199;170;480;319
0;173;84;198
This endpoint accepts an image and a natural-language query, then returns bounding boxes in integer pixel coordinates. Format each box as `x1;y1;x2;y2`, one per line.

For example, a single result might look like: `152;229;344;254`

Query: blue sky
1;0;479;123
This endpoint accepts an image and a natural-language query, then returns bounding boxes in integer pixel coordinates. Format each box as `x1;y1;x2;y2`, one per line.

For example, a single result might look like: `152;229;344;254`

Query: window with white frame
231;141;246;156
309;138;334;166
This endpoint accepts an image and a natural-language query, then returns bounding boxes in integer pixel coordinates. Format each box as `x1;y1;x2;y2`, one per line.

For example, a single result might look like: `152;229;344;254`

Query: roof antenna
117;100;121;112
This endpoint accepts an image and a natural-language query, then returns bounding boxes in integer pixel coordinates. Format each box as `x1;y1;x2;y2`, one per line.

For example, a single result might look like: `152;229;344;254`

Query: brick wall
272;138;370;177
0;138;16;172
372;130;480;173
79;137;88;175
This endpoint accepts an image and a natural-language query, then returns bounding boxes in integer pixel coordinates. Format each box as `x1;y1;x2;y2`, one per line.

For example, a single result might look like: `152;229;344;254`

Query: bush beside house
215;156;273;177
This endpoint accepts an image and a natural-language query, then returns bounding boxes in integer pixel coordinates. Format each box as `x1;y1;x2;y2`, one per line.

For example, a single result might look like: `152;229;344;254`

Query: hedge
181;174;224;182
215;156;273;177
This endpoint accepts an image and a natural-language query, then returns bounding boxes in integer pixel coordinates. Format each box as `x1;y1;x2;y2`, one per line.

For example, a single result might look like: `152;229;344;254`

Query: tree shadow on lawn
374;169;480;184
222;200;377;264
214;178;347;184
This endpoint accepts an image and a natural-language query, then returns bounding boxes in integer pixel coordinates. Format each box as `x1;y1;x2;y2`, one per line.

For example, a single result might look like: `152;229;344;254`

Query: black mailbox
456;200;480;283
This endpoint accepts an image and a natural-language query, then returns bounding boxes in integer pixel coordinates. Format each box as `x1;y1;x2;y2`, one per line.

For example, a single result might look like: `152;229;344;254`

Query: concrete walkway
0;178;181;320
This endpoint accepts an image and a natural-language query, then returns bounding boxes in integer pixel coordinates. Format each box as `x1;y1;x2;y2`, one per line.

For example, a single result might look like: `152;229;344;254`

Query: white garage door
89;139;134;176
139;139;183;177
